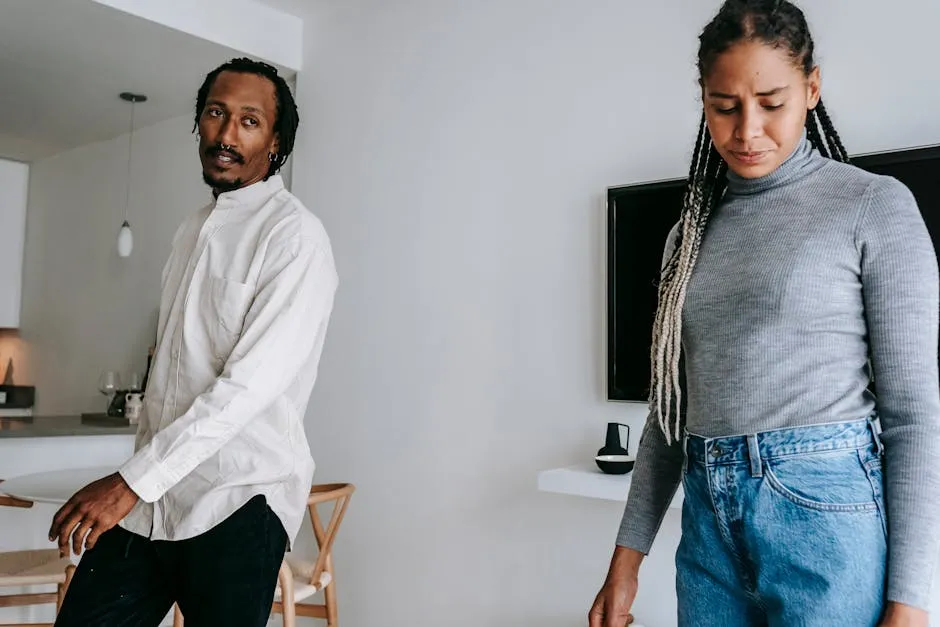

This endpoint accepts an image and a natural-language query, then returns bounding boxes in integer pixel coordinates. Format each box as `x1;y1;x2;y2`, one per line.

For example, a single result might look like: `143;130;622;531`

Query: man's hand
879;602;929;627
48;472;139;556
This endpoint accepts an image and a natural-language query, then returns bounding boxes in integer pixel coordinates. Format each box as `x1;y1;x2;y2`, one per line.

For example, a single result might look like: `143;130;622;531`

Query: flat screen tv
607;143;940;402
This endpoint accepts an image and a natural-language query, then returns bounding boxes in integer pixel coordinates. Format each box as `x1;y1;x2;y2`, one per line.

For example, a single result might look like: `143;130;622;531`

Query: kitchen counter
0;415;138;438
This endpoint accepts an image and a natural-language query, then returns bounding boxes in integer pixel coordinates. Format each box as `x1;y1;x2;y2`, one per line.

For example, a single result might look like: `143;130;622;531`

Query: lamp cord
123;101;136;224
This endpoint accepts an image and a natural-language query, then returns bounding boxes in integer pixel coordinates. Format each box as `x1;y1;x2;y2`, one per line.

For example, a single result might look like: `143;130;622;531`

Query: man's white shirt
119;175;337;546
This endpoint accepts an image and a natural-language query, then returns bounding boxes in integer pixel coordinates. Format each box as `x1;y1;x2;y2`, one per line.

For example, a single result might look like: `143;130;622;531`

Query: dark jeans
54;495;287;627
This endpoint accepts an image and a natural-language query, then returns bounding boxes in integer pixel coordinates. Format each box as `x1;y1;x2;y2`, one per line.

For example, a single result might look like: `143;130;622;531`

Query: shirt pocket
204;276;254;361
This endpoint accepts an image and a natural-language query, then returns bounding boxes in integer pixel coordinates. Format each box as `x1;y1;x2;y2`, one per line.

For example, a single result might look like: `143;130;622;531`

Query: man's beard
202;143;246;193
203;171;243;193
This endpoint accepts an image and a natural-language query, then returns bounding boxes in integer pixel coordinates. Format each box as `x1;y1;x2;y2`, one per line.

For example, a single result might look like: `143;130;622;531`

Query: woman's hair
650;0;851;444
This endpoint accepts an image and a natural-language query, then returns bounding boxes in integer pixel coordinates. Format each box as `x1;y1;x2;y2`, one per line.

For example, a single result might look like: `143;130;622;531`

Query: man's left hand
48;472;139;556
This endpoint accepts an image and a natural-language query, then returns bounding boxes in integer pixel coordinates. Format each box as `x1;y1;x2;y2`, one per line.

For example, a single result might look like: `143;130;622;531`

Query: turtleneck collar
725;131;822;196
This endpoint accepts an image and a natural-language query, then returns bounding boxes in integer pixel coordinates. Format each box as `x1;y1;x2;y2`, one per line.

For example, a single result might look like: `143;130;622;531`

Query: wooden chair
0;490;32;511
173;483;354;627
0;481;76;627
272;483;354;627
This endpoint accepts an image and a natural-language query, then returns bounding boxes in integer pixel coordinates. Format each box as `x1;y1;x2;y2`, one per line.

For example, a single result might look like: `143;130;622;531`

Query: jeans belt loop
747;433;763;477
867;415;885;456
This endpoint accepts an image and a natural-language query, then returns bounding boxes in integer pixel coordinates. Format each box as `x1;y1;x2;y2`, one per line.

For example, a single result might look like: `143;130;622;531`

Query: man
50;57;337;627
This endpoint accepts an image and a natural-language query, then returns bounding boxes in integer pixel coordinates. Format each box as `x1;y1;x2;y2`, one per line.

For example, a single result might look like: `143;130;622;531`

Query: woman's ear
806;66;822;110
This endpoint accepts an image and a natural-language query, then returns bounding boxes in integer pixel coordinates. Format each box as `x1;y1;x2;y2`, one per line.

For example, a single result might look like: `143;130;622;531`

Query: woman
589;1;940;626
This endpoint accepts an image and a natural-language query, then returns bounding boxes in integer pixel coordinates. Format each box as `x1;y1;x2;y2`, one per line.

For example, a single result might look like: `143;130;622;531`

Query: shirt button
172;349;180;359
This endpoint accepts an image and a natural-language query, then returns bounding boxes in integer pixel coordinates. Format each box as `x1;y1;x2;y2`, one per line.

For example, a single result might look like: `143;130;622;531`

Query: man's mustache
206;144;245;163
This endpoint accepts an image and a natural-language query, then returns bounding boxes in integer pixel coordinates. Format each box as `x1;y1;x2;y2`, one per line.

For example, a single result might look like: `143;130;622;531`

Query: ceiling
0;0;297;163
254;0;311;17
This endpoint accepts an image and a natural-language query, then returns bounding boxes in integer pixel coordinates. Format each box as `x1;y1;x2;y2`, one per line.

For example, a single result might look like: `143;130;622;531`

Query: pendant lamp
117;92;147;258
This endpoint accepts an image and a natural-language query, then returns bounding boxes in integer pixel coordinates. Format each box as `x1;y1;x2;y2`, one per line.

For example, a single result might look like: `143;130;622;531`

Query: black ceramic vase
595;422;635;474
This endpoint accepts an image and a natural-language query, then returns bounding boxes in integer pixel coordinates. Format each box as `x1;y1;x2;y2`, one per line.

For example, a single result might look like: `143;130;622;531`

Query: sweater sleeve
857;176;940;609
616;221;685;551
616;409;685;551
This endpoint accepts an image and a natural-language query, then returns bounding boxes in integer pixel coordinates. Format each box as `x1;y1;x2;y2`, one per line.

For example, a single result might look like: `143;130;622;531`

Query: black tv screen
607;144;940;402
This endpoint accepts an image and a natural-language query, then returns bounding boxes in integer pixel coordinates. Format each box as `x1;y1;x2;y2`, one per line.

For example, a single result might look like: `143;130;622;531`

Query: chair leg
173;603;184;627
278;561;296;627
323;554;338;626
57;564;76;613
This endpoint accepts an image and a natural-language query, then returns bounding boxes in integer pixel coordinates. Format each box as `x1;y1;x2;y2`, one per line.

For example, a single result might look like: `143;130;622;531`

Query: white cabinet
0;159;29;328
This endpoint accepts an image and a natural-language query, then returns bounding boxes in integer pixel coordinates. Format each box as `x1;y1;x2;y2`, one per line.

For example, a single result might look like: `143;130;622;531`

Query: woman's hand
589;546;643;627
879;601;928;627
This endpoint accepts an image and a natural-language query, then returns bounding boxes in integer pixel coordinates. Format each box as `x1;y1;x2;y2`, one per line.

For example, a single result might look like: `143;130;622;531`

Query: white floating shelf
537;461;683;508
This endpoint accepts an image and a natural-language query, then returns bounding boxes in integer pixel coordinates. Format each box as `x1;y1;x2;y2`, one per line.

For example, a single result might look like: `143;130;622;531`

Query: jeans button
710;444;723;457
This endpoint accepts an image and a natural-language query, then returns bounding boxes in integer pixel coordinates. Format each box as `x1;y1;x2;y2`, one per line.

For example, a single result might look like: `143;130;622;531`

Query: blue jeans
676;417;887;626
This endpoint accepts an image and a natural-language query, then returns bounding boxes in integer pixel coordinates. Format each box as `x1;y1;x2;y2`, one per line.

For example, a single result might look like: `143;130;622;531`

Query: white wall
20;114;208;415
286;1;940;626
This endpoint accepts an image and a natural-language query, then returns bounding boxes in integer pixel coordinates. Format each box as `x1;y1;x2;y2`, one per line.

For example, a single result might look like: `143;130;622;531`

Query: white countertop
1;465;116;504
537;461;683;507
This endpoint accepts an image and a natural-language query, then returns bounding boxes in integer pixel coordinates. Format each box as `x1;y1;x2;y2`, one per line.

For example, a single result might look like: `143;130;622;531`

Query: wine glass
126;371;143;392
97;370;121;412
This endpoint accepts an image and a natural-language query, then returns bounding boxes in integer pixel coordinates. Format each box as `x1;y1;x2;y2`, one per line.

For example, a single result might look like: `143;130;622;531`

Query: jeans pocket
763;448;881;512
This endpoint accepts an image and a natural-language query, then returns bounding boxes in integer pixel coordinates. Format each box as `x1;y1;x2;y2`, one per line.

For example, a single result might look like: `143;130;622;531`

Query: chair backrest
0;480;33;509
304;483;354;587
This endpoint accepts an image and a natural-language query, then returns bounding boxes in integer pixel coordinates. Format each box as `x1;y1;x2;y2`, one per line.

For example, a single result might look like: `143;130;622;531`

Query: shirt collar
213;175;285;209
